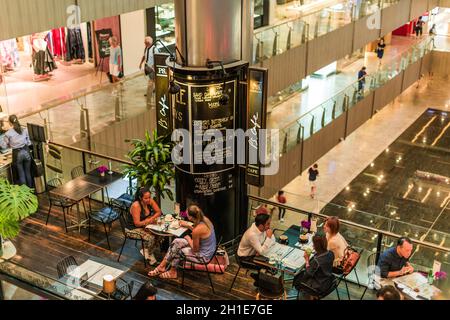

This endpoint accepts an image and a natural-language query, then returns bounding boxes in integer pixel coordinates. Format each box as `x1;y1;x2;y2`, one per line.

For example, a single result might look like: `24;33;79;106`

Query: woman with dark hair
294;232;335;299
127;187;162;265
0;115;33;187
324;216;348;267
148;205;216;279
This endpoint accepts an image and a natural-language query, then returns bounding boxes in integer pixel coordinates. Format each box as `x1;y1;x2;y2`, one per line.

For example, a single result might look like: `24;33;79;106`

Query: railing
253;0;401;63
271;37;434;156
19;71;152;158
44;142;175;214
247;194;450;290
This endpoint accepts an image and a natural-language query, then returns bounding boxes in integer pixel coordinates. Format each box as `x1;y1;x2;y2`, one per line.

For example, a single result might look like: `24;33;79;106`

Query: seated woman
127;187;162;265
148;205;216;279
294;232;335;299
324;216;349;269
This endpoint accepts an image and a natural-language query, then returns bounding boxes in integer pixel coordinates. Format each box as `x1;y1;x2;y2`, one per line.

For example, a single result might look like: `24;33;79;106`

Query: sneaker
139;248;150;258
280;218;285;223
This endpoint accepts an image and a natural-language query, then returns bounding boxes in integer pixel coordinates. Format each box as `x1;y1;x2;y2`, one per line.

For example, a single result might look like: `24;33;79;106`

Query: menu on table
394;273;441;300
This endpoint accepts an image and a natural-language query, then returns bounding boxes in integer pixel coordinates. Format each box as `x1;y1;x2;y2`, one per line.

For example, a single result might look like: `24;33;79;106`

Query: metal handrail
247;194;450;253
48;141;133;166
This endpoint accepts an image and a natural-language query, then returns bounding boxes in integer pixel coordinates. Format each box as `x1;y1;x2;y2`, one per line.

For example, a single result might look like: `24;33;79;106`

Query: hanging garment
0;39;20;70
65;27;85;61
32;47;57;75
50;28;66;58
87;22;93;59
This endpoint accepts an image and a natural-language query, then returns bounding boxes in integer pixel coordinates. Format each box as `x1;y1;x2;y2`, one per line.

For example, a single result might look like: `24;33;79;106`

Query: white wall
120;10;146;76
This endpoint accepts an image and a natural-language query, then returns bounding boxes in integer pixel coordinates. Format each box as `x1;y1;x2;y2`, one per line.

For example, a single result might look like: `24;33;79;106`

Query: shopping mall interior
1;0;450;303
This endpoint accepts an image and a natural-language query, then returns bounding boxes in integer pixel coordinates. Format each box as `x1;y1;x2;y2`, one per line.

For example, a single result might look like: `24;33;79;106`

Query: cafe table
379;272;450;300
145;217;193;239
78;169;123;204
57;257;128;299
50;178;103;233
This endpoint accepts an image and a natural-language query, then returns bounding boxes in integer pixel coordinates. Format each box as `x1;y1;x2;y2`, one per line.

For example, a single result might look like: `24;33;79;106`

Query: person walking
108;36;122;94
414;17;425;38
376;38;386;67
357;66;367;96
139;36;159;102
277;190;287;223
308;164;319;199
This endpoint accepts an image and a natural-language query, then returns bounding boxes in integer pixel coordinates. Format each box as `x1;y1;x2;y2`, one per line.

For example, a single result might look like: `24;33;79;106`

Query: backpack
339;247;360;275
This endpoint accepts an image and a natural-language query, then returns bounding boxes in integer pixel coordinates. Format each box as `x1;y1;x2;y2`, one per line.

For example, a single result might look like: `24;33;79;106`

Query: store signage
95;29;113;58
246;67;268;187
154;53;172;138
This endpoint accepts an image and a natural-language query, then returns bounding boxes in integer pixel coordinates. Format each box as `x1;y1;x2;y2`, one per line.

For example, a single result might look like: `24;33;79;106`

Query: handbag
338;247;360;275
259;269;284;294
144;64;152;76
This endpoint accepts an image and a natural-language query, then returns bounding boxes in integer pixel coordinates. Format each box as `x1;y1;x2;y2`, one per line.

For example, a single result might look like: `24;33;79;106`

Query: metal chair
360;252;378;300
56;256;78;278
87;199;120;250
334;246;363;300
71;166;85;179
115;200;147;267
296;276;340;300
228;235;253;292
179;237;224;294
114;278;135;300
45;178;79;232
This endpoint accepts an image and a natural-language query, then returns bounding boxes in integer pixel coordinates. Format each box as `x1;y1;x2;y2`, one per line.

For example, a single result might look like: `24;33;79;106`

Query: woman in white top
324;216;348;267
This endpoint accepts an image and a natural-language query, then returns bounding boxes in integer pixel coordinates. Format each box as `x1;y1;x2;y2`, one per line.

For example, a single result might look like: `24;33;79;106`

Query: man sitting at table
377;237;414;279
127;187;162;266
237;214;276;286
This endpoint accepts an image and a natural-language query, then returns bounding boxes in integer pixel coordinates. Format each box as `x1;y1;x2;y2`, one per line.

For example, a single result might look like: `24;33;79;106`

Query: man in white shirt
139;36;158;102
237;214;276;286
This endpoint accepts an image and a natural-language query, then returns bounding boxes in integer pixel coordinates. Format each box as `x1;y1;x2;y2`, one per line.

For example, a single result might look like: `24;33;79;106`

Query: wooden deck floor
8;196;375;300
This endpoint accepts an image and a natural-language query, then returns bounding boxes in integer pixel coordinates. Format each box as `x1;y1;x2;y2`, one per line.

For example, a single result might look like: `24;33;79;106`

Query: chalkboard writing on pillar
246;67;268;187
95;29;113;58
154;53;172;138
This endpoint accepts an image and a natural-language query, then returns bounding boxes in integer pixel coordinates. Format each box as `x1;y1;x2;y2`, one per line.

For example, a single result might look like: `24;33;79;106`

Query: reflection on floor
322;108;450;246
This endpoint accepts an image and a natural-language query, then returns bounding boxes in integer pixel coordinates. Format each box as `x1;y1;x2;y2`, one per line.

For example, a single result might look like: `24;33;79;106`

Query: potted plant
97;165;108;177
0;179;38;258
123;130;175;205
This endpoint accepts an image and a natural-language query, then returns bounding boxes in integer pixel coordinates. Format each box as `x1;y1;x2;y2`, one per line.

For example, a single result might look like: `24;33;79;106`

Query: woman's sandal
159;271;178;279
148;268;164;277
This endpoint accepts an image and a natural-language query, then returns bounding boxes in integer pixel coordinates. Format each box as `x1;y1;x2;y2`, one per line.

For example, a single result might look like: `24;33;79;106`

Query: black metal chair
115;200;147;267
45;178;79;232
87;199;120;250
179;237;224;294
71;166;85;179
228;235;253;292
56;256;78;278
296;276;340;300
334;246;363;300
360;252;379;300
114;278;135;300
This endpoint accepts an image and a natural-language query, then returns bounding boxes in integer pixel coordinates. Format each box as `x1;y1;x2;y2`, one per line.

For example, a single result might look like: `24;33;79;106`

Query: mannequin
31;32;57;80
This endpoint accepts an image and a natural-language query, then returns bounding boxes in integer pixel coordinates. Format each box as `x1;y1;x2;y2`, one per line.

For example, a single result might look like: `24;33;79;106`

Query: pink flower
435;271;447;280
301;220;311;229
97;166;108;174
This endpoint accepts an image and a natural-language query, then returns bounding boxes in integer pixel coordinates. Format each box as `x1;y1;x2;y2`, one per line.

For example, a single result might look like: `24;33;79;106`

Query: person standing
0;115;33;188
108;36;122;85
277;191;287;223
376;38;386;67
415;17;425;38
308;164;319;199
357;66;367;96
139;36;159;102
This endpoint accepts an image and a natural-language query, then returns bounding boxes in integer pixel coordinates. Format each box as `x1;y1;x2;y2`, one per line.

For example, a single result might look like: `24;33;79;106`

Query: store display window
155;3;176;48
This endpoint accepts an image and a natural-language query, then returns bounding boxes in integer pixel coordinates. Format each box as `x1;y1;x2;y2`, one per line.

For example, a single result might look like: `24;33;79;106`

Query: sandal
148;267;164;277
159;271;178;279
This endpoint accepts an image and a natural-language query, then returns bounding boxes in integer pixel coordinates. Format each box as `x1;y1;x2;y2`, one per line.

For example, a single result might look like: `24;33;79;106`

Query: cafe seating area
4;191;374;300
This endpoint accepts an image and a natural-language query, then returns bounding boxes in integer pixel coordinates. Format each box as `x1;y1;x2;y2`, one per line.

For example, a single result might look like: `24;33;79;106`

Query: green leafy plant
0;179;38;240
123;130;175;204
